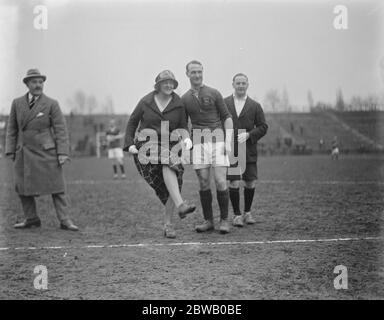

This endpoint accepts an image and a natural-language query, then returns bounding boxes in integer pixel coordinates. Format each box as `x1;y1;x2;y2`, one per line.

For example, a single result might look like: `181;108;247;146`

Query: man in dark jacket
5;69;78;231
225;73;268;227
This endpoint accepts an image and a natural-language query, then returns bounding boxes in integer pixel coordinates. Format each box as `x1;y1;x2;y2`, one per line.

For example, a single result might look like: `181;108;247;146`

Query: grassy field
0;154;383;299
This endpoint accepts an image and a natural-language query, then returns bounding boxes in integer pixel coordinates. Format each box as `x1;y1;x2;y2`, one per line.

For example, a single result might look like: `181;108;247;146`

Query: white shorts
192;141;229;170
108;148;124;159
331;147;339;155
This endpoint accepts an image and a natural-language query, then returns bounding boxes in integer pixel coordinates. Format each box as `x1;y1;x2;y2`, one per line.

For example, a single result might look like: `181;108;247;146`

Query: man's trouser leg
52;193;70;222
19;195;38;221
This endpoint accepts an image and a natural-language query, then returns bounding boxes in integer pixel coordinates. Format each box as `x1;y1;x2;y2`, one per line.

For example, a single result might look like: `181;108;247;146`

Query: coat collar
227;94;252;119
143;91;183;116
231;94;251;118
238;95;251;118
21;93;49;129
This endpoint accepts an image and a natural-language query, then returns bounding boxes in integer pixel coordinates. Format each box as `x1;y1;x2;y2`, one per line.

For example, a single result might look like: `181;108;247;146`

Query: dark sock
217;189;229;220
199;189;213;221
120;164;125;174
244;187;255;213
113;165;117;174
229;187;241;215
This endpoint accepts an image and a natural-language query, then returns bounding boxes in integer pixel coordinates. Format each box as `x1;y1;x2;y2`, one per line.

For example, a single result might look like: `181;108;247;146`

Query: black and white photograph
0;0;383;304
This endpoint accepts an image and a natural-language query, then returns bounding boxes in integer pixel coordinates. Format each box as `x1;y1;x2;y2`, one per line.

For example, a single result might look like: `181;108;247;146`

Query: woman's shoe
163;224;176;239
178;202;196;219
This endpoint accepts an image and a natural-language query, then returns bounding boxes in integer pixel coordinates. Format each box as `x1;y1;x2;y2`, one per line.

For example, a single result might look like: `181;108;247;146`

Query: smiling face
158;80;175;96
232;75;249;97
26;77;44;96
186;63;203;87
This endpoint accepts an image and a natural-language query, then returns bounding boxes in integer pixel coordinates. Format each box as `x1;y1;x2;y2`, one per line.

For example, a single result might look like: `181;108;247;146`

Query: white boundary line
1;236;382;252
2;179;384;187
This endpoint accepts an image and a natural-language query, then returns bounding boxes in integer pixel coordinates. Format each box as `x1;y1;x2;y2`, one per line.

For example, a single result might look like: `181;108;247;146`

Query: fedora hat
155;70;178;89
23;68;47;84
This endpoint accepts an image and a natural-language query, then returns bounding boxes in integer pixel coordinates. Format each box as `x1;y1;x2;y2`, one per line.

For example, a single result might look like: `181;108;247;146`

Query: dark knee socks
199;189;213;221
229;187;241;216
113;164;125;175
244;187;255;213
217;189;229;220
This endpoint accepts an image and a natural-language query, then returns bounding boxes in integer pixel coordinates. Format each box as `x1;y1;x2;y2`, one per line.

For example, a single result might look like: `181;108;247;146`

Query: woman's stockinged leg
162;165;184;208
164;197;175;225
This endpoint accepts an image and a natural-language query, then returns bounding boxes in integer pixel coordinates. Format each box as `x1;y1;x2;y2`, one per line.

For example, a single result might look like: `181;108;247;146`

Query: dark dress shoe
14;219;41;229
178;202;196;219
60;220;79;231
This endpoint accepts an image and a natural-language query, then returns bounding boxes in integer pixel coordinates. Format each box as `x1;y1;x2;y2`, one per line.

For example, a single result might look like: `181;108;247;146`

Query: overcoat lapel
21;93;48;130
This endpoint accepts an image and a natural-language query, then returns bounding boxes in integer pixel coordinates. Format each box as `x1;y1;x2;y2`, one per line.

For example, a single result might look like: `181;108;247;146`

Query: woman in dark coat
124;70;195;238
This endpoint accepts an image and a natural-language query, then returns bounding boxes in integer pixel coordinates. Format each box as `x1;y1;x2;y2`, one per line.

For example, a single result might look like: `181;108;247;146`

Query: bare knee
196;169;210;190
244;180;256;189
229;180;240;189
198;177;210;190
214;175;227;191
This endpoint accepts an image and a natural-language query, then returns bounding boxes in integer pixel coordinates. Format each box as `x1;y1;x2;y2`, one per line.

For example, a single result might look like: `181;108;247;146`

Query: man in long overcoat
5;69;78;231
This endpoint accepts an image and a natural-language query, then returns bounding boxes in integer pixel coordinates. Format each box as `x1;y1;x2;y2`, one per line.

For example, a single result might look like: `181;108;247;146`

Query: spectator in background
331;136;340;160
319;138;324;151
106;119;126;179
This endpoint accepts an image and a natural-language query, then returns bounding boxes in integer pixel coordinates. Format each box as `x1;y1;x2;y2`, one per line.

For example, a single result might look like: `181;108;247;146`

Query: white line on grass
1;180;384;187
2;180;384;188
70;179;384;185
1;236;382;252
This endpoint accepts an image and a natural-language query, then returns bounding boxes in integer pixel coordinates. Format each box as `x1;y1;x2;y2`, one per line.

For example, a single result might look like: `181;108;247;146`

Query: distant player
106;119;126;179
331;136;339;160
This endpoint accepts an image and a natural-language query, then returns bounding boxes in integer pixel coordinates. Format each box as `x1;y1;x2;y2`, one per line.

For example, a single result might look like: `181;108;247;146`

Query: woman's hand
183;138;193;150
128;145;139;154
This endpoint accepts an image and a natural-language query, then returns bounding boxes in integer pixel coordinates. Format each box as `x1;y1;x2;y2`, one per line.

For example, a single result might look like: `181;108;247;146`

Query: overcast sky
0;0;383;114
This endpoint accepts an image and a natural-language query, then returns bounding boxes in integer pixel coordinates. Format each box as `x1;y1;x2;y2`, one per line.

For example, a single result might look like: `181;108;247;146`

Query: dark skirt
133;139;184;205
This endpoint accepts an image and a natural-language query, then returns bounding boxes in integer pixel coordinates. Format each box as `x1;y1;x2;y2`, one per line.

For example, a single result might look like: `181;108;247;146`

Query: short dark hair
186;60;203;72
232;73;248;82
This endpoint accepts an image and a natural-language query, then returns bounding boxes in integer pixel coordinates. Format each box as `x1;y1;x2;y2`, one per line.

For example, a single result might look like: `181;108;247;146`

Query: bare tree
86;95;98;114
103;95;115;114
264;89;280;112
281;87;291;112
335;88;345;111
67;90;87;114
307;90;314;110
